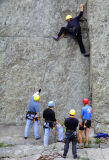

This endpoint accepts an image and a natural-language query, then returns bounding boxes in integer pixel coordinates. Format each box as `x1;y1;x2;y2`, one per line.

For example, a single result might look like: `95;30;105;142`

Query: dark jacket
66;11;83;29
43;108;56;122
65;117;79;131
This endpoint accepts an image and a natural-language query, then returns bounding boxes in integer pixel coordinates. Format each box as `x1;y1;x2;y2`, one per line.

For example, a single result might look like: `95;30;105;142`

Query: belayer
62;109;79;159
43;101;63;146
78;98;92;148
24;89;41;140
53;4;89;57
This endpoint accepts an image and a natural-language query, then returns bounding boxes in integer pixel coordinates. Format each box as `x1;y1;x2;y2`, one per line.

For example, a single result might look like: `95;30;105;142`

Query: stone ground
0;125;109;160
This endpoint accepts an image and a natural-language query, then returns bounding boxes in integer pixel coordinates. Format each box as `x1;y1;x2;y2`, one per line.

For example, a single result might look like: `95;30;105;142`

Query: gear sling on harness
26;111;39;121
43;121;56;129
65;131;77;139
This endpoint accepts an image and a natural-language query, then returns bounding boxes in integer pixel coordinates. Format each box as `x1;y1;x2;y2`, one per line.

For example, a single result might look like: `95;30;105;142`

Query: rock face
87;0;109;132
1;0;109;134
0;0;90;124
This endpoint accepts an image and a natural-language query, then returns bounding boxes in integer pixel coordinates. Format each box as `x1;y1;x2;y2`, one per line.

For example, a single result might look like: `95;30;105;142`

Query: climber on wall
24;89;41;140
53;4;89;57
62;109;79;159
78;98;92;148
43;101;63;146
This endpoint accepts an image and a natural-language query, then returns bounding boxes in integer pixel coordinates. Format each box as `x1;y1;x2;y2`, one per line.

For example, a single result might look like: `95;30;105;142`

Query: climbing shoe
57;139;65;143
77;143;84;149
74;155;79;159
84;143;89;148
53;36;59;41
84;53;90;57
61;154;66;158
35;136;41;140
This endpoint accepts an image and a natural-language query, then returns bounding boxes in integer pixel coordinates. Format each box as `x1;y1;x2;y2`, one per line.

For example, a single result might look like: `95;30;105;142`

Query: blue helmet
48;101;55;107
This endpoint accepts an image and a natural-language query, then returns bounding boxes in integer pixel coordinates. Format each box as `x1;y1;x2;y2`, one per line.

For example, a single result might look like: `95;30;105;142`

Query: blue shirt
28;96;39;113
81;105;92;120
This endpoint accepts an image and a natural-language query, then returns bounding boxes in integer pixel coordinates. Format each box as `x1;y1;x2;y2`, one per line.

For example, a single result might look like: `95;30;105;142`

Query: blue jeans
44;124;63;146
24;119;39;139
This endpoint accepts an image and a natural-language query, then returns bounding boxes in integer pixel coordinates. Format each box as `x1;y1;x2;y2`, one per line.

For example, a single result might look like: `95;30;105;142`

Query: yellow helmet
69;109;76;116
34;95;40;101
65;15;72;20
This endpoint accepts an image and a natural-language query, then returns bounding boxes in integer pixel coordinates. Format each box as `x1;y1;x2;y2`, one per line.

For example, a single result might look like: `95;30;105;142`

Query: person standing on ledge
43;101;63;146
78;98;92;148
62;109;79;159
53;4;89;57
24;89;41;140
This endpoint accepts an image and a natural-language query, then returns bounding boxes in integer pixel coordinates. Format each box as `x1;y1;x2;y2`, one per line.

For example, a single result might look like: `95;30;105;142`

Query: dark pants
63;131;77;158
58;27;86;54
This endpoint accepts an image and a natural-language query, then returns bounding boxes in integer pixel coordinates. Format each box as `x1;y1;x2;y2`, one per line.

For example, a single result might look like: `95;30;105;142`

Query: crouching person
24;94;41;140
62;109;79;159
43;101;63;146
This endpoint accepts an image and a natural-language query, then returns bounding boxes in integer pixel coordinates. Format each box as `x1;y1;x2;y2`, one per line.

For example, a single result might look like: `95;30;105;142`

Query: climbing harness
43;122;50;128
79;119;91;130
43;121;56;129
65;131;77;139
80;120;87;129
26;111;39;121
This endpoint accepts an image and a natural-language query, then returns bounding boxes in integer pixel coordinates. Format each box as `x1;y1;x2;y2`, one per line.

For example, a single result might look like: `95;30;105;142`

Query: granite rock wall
0;0;90;124
88;0;109;132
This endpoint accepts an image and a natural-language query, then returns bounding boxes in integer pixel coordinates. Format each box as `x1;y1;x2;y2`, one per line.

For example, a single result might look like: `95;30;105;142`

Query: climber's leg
53;27;69;41
76;31;86;54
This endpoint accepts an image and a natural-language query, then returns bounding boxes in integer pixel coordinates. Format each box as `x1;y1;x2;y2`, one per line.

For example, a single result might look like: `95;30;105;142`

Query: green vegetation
60;121;66;133
88;138;92;144
94;138;101;147
94;138;101;144
0;143;14;148
60;121;64;126
24;154;27;157
0;143;4;148
82;138;92;145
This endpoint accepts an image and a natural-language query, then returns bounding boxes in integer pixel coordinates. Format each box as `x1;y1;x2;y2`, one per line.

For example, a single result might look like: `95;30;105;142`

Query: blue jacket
28;96;39;113
66;11;83;29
